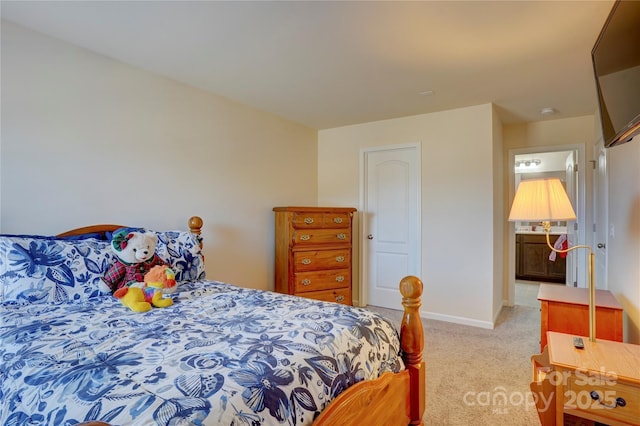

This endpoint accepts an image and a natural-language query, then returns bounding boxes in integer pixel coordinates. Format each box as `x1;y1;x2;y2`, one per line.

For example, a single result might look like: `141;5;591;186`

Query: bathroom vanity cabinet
515;233;566;283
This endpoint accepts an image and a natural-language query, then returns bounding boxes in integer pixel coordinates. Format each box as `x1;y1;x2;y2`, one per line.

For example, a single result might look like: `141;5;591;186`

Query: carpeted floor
367;288;542;425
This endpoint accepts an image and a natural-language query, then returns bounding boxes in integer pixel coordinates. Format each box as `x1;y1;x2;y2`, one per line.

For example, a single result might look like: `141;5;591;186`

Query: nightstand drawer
565;373;640;424
293;249;350;272
294;269;350;293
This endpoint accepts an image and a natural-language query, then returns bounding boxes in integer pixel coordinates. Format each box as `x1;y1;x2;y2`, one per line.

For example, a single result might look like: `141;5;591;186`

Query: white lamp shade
508;178;577;222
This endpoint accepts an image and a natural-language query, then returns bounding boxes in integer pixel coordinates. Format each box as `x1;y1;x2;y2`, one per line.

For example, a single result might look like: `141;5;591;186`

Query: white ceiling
0;0;615;130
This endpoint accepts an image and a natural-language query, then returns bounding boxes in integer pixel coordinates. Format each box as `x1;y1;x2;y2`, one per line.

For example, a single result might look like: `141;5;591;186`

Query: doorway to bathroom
508;145;586;307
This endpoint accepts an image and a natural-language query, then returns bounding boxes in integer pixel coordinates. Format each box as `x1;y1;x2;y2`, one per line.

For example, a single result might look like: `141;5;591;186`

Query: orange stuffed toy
113;265;177;312
144;265;177;295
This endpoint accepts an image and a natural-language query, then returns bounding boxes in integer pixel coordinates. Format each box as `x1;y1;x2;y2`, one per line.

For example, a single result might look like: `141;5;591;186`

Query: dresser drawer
299;287;352;305
294;269;350;293
292;212;325;228
322;213;350;228
293;228;351;246
292;212;351;229
293;249;350;272
565;373;640;424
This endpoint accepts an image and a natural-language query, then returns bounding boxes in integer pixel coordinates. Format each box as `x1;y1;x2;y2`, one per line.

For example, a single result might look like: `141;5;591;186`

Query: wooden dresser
273;206;356;305
538;284;623;351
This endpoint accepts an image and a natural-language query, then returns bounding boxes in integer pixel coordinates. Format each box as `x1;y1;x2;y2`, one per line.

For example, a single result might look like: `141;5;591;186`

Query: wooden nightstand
531;332;640;425
538;284;623;351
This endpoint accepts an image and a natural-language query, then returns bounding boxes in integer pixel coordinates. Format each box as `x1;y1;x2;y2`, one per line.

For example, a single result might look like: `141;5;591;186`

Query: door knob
367;234;373;240
597;243;606;249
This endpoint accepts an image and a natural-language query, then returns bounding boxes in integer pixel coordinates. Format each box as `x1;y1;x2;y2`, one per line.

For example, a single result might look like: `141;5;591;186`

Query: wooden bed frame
61;216;425;426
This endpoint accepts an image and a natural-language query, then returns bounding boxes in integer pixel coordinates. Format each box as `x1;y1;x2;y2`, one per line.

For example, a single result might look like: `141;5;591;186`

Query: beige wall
319;104;501;328
0;21;318;290
607;136;640;343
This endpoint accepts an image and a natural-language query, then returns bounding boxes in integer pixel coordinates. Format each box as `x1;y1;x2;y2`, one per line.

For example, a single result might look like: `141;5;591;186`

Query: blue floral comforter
0;280;403;426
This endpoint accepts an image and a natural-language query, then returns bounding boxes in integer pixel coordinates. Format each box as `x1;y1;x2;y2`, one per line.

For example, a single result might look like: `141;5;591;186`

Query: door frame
507;143;586;306
593;139;608;290
359;142;422;307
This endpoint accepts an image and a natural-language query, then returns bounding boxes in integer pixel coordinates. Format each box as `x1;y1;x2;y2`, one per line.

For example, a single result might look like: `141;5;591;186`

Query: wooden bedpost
304;275;426;426
400;275;425;426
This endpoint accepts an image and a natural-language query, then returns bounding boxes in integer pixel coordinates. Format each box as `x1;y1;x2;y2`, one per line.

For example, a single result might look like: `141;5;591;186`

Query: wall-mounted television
591;0;640;148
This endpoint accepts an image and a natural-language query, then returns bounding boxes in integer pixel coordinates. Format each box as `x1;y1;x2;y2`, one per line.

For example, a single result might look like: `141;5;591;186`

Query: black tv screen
591;0;640;148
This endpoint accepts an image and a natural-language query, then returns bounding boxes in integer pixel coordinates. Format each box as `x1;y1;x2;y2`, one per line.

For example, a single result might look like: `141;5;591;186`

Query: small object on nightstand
573;336;584;349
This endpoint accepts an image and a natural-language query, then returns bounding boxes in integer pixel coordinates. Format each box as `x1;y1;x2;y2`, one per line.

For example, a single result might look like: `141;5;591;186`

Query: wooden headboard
56;216;203;239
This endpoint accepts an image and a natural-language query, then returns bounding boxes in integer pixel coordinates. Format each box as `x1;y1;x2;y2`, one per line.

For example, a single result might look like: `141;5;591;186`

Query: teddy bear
102;228;167;293
113;265;177;312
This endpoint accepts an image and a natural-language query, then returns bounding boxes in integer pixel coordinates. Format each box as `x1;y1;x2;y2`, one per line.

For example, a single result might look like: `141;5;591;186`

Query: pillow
0;232;106;241
0;235;114;305
150;230;205;283
58;232;108;241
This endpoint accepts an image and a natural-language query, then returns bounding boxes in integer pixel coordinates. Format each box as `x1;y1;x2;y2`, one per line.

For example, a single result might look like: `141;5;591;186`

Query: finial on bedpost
400;275;425;425
188;216;203;250
189;216;203;249
188;216;203;235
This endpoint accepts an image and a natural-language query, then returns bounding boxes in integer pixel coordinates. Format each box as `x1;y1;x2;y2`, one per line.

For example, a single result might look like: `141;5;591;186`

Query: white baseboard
359;299;497;330
420;309;495;330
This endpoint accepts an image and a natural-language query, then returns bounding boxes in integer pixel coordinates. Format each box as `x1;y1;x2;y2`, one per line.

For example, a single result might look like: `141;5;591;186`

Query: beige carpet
367;302;542;425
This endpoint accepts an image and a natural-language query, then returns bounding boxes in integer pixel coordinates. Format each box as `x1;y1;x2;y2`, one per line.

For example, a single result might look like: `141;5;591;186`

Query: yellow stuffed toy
113;265;177;312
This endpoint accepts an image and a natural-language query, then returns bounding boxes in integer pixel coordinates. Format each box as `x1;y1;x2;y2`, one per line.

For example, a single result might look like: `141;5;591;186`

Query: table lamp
509;178;596;342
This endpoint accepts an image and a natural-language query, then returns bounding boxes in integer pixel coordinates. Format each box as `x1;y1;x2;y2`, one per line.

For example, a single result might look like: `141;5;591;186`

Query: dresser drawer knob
590;391;626;408
336;233;346;240
301;258;312;265
304;217;314;224
335;295;345;302
333;217;343;224
335;275;344;282
300;234;311;241
301;279;311;286
335;256;345;262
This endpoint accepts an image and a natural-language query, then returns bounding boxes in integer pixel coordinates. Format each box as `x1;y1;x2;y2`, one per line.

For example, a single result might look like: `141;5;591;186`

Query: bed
0;216;425;426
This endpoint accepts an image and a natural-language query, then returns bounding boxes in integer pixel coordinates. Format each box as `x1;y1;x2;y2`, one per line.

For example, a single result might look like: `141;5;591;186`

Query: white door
593;141;608;290
362;144;420;309
564;152;578;286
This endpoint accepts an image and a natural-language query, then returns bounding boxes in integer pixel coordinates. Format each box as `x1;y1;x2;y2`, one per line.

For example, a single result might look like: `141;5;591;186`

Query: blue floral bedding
0;280;404;425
